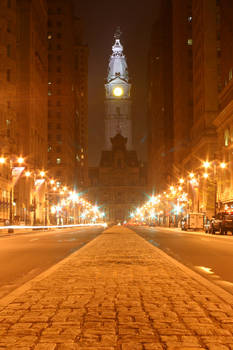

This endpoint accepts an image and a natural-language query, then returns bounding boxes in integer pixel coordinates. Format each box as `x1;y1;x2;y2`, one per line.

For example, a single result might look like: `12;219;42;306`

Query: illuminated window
48;146;52;152
187;39;192;46
224;129;230;146
188;16;192;22
56;158;61;164
48;33;52;40
229;69;232;81
48;81;52;85
48;90;52;96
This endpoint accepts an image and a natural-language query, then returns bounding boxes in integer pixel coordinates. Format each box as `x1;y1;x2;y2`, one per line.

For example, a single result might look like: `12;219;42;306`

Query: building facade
74;18;89;189
15;0;48;224
47;0;77;189
147;0;173;193
214;0;233;210
104;28;132;151
172;0;193;176
0;0;17;223
148;0;223;218
88;30;147;222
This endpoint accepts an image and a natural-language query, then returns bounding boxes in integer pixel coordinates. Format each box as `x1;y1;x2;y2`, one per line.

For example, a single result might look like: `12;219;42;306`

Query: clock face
113;86;123;97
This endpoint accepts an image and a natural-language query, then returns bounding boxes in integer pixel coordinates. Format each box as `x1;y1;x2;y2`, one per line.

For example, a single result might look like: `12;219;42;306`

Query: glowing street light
220;162;226;169
50;179;55;185
189;172;195;178
179;178;184;184
0;157;6;164
203;161;210;168
25;171;31;177
17;157;24;164
40;171;45;177
203;173;209;179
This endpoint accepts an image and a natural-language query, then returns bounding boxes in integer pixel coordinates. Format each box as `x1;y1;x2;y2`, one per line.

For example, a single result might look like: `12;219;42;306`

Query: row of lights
131;159;227;222
0;155;105;223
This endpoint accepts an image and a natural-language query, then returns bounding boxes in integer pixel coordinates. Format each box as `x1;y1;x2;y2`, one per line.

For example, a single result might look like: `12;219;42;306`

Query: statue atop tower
104;29;132;150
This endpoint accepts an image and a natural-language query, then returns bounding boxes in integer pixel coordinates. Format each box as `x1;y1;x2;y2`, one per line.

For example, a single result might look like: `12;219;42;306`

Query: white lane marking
29;238;39;242
196;266;214;274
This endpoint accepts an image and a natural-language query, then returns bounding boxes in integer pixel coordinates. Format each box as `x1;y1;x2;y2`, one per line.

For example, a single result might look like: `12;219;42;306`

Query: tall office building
15;0;48;223
214;0;233;209
74;18;89;188
47;0;77;188
147;0;173;193
0;0;17;222
172;0;193;176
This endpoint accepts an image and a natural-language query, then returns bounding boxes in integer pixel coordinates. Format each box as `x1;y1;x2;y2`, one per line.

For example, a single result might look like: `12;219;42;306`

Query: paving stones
0;226;233;349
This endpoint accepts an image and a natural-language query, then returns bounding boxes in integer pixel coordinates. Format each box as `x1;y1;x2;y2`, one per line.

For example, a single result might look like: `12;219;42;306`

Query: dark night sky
75;0;160;166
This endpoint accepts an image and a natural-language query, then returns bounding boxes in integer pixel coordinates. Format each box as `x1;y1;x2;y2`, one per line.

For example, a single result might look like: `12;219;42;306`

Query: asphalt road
131;226;233;295
0;226;104;299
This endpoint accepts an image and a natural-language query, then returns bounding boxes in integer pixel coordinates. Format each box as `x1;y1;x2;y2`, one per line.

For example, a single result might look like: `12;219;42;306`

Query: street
131;225;233;295
0;226;103;299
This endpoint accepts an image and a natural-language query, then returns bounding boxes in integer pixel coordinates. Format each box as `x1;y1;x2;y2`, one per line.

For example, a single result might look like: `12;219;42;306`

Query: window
48;146;52;152
7;44;11;57
56;100;61;106
229;69;232;81
48;90;52;96
7;69;11;82
57;44;61;50
56;135;61;141
57;8;61;14
48;123;51;129
48;33;52;40
57;21;62;27
7;21;11;33
188;16;192;22
48;20;52;27
7;0;11;8
57;33;62;39
224;129;230;147
57;55;61;62
56;123;61;129
7;101;11;109
56;158;61;164
187;39;192;46
56;146;61;153
57;67;61;73
48;81;52;85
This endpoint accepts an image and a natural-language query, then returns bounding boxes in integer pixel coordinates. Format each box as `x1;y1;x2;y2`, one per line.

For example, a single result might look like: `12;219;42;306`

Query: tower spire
114;26;122;40
107;29;128;82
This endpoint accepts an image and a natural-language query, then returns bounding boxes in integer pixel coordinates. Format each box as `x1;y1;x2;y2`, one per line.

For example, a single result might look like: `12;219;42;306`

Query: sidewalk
0;226;233;349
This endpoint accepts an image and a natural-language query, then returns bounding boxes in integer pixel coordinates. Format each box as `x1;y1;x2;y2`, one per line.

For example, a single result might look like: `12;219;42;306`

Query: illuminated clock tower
104;28;132;150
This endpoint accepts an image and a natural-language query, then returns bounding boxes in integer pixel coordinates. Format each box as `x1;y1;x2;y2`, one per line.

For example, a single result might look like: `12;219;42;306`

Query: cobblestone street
0;226;233;349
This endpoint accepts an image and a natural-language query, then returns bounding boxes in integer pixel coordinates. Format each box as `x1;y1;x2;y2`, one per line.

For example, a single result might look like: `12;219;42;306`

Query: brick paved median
0;226;233;349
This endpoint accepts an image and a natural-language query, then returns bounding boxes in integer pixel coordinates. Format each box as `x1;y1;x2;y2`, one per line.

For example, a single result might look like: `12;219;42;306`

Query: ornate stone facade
89;30;147;223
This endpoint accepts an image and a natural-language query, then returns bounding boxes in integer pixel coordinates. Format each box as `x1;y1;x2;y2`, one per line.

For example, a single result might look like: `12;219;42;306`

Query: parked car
209;212;233;235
